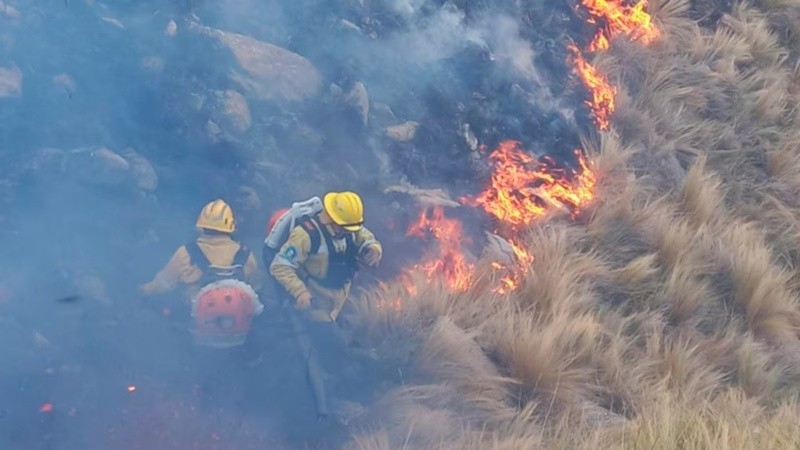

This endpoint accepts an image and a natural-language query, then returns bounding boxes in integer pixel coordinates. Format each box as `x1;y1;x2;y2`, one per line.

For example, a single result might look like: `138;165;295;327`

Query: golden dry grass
345;0;800;448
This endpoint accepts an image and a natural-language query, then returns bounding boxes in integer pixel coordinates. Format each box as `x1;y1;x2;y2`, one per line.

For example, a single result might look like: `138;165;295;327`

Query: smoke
0;0;594;448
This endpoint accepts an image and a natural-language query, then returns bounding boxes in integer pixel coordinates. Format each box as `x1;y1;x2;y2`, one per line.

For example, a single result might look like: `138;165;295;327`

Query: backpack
184;241;263;348
264;196;324;251
185;239;251;286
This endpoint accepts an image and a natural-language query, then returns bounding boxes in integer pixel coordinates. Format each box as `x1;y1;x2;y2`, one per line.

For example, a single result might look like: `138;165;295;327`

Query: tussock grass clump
346;0;800;448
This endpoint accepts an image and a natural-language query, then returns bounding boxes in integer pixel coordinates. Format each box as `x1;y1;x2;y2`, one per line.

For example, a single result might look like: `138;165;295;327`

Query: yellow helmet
323;191;364;232
196;199;236;233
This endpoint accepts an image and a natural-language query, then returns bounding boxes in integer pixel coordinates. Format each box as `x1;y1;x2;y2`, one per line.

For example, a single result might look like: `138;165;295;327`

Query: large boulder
121;148;158;191
210;89;251;133
35;147;159;191
68;147;130;186
191;24;323;105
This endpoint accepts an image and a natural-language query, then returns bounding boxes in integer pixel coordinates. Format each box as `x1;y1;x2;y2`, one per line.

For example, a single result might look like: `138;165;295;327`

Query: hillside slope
347;1;800;448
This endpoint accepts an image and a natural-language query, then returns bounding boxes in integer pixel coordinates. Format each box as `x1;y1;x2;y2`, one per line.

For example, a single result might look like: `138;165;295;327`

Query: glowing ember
580;0;660;52
462;141;596;228
39;403;54;413
567;44;617;131
404;206;475;292
127;385;137;393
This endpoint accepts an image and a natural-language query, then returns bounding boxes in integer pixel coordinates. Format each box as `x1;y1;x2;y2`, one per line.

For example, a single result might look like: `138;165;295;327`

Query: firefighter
265;191;382;418
268;191;382;321
139;199;264;351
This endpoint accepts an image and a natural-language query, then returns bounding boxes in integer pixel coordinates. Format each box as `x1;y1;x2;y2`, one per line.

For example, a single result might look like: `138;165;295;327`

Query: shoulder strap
300;217;322;254
232;243;250;267
185;240;211;270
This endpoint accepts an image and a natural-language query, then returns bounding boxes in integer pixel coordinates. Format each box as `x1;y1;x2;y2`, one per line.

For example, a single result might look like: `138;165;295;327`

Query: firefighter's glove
361;244;382;267
295;291;312;310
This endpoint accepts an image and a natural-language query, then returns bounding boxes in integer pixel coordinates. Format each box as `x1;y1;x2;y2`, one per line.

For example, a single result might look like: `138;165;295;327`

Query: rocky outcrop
192;24;323;105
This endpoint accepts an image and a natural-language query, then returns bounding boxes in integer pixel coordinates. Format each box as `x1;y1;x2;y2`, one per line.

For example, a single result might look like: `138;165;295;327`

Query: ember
39;403;54;413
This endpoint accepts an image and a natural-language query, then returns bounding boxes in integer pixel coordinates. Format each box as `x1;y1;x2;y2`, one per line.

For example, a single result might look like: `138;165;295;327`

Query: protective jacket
141;234;261;298
269;215;381;320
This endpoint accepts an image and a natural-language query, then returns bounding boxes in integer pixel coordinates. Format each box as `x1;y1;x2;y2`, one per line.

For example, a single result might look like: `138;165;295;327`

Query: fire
463;141;597;228
580;0;660;52
493;238;534;294
568;45;618;131
389;0;657;298
403;206;475;292
570;0;659;130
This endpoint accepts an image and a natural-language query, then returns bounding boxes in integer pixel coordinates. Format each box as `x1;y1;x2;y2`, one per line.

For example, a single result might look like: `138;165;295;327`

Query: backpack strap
300;217;322;255
232;243;250;267
185;240;211;270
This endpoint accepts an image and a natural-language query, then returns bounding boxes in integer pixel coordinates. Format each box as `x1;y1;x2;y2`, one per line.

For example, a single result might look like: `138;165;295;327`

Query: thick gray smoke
0;0;592;448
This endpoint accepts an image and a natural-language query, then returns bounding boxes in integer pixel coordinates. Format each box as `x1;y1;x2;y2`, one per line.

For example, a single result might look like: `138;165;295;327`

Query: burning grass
346;0;800;448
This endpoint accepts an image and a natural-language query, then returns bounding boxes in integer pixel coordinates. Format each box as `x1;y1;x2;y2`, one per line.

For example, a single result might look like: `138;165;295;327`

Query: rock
121;148;158;191
482;232;517;266
68;147;130;186
386;121;419;142
0;66;22;97
165;19;177;37
211;90;251;132
205;120;222;142
345;81;369;126
192;24;323;104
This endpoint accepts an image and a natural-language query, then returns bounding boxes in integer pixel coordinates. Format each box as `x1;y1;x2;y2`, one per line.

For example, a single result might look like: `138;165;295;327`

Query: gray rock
0;66;22;97
121;148;158;191
346;81;369;126
193;24;323;104
385;121;418;142
68;147;130;186
211;90;251;133
205;120;222;142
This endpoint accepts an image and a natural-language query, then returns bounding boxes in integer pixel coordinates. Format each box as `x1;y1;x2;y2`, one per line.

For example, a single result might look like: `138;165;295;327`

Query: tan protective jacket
141;234;261;298
270;218;381;320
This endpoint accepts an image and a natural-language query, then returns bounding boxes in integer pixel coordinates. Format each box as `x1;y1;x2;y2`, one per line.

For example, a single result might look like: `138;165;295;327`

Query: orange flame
567;45;617;131
581;0;660;52
570;0;659;130
403;206;475;292
463;141;596;228
493;238;534;294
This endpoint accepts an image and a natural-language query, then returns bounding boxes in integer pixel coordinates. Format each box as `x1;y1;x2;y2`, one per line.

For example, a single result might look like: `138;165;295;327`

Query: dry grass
345;0;800;448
